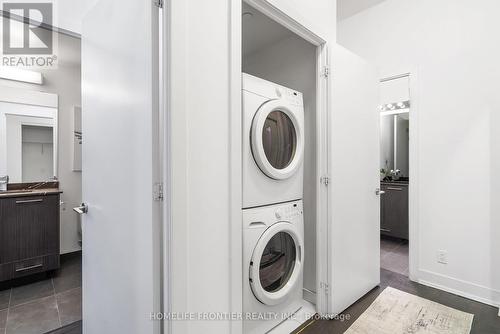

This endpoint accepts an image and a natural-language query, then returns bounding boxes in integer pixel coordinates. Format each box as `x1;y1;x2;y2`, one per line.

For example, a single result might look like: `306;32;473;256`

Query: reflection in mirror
22;125;54;182
0;92;58;184
380;112;409;178
380;115;394;173
395;113;409;177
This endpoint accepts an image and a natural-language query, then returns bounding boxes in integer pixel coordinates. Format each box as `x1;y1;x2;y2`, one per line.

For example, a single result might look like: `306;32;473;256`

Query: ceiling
337;0;388;21
242;2;295;57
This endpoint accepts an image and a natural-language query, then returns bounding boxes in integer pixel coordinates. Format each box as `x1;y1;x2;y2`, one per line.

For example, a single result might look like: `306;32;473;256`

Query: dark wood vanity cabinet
380;183;409;240
0;194;60;281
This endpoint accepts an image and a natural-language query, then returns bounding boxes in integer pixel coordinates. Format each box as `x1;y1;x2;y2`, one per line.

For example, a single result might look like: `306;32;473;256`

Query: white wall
337;0;387;21
338;0;500;306
0;27;82;254
56;0;98;34
169;1;336;333
243;34;318;299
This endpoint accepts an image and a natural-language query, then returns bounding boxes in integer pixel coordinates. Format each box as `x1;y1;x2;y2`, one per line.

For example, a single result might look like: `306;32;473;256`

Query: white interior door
81;0;161;333
327;45;380;315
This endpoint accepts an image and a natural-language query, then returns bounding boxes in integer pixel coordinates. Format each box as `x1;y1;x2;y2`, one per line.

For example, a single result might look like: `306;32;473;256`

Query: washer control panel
275;202;303;220
274;86;303;106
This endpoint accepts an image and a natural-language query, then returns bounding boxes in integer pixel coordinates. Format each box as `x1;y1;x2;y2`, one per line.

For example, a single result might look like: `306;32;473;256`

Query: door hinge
320;175;330;186
154;0;163;8
320;282;330;295
153;182;164;201
322;66;330;78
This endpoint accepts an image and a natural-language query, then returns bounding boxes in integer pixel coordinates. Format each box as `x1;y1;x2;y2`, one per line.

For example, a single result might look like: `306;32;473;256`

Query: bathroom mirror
0;90;58;184
380;112;409;177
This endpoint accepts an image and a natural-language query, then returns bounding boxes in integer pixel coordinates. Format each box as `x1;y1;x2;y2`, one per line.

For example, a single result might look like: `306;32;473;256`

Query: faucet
27;181;49;190
390;169;401;181
0;175;8;192
27;176;58;190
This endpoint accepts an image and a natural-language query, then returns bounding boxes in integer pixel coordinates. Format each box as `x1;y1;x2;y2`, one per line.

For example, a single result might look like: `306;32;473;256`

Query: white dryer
243;200;304;334
242;73;305;208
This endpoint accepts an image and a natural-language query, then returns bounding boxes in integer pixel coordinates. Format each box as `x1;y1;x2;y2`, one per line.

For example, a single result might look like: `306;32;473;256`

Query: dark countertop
381;180;409;186
0;188;62;199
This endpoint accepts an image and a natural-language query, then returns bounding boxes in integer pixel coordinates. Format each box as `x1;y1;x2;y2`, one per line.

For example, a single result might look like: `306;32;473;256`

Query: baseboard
417;269;500;309
302;288;316;306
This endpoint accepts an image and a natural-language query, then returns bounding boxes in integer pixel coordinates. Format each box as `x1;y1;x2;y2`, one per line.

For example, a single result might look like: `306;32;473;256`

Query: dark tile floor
380;236;409;276
295;268;500;334
0;252;82;334
46;321;81;334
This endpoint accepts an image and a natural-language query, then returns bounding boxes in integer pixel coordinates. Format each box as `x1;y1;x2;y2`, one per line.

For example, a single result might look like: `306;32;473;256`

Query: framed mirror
0;88;58;183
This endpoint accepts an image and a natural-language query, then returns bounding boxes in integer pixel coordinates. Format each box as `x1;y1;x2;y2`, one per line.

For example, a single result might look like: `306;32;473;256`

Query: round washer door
251;100;304;180
249;222;303;306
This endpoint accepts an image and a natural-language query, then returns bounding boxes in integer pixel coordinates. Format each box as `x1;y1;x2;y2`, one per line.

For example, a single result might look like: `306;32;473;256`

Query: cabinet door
0;195;59;264
380;184;390;234
383;186;408;239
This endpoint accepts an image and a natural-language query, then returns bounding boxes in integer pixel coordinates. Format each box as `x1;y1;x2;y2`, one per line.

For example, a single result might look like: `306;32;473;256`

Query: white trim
0;100;58;180
244;0;327;46
380;69;420;285
0;67;43;85
315;43;330;317
418;269;500;308
151;1;163;334
407;69;420;283
0;86;57;108
229;1;243;333
160;1;172;333
302;288;316;305
380;72;410;82
380;109;409;117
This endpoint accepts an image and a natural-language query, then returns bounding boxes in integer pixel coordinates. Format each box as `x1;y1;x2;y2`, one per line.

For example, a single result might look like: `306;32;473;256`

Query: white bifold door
323;45;380;315
81;0;162;333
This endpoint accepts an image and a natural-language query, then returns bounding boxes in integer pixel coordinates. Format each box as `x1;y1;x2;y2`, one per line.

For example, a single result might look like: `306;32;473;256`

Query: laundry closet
239;2;382;333
241;3;321;332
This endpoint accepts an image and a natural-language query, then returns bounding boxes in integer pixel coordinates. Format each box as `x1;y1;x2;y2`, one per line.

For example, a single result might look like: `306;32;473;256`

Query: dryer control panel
275;202;303;220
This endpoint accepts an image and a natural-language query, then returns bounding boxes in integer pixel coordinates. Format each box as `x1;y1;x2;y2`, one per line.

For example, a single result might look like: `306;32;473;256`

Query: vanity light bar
379;100;410;112
0;67;43;85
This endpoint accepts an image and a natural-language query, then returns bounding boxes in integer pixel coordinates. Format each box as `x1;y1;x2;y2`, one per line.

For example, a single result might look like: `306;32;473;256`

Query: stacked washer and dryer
242;73;306;334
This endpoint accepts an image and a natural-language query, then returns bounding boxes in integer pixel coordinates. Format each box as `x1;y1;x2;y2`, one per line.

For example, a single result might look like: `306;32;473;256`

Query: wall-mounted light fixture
0;67;43;85
379;100;410;112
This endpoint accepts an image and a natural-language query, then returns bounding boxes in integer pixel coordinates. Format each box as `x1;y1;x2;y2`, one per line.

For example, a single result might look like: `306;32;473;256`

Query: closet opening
240;1;328;332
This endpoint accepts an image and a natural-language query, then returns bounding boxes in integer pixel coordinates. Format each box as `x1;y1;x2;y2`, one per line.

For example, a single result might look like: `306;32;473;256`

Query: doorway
239;0;330;330
0;14;82;334
379;73;411;278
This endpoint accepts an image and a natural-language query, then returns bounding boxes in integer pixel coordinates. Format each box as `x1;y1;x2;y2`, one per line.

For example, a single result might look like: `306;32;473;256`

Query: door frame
160;1;171;333
379;69;420;282
231;0;331;329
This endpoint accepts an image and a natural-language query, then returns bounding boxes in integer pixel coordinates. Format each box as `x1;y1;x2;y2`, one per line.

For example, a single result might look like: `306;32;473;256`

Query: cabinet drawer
0;254;59;281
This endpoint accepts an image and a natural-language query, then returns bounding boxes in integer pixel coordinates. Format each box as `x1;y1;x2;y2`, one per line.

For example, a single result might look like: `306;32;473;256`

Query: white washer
243;200;304;334
243;73;305;209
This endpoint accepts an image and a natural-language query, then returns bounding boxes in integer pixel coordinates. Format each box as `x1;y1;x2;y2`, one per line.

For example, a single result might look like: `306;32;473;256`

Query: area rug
345;287;474;334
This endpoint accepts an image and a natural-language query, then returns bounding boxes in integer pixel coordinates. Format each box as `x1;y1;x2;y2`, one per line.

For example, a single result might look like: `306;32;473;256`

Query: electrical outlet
437;250;448;264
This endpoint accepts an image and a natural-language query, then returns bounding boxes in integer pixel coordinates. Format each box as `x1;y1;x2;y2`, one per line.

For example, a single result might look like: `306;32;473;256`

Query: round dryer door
249;222;303;306
251;100;304;180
